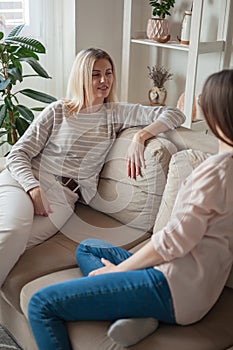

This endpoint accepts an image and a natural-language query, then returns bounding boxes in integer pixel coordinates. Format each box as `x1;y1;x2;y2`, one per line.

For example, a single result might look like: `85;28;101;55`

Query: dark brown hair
199;69;233;147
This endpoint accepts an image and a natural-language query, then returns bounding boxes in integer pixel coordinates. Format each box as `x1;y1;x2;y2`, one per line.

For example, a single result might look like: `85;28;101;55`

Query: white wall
75;0;124;97
74;0;233;107
126;0;233;107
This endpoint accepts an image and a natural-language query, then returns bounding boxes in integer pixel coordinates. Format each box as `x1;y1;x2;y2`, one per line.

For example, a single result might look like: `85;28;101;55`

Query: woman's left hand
89;258;118;276
126;132;146;179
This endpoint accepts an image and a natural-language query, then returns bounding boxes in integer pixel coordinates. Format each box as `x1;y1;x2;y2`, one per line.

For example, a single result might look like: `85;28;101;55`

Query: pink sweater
151;152;233;325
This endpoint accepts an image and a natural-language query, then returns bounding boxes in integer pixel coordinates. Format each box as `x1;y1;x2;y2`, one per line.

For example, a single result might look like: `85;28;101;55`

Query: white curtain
0;0;76;156
23;0;76;100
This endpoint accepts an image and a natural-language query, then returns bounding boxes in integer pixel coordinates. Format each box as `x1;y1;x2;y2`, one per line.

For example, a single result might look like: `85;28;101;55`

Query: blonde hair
65;48;118;114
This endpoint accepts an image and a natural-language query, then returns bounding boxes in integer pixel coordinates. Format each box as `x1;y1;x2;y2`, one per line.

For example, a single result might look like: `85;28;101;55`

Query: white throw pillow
154;149;211;231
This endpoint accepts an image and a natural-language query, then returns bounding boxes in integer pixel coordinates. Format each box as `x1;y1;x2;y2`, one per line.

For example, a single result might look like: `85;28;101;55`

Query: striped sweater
6;101;185;203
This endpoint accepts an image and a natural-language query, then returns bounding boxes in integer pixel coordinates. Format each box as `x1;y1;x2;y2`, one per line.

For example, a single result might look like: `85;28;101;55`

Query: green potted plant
147;0;175;42
147;65;173;105
0;24;56;150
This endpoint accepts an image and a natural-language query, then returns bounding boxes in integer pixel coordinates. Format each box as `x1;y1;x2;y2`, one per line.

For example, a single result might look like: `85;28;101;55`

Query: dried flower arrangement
147;65;173;88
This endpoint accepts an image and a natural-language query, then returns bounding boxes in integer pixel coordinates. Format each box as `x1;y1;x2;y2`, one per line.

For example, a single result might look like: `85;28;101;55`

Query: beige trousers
0;169;78;287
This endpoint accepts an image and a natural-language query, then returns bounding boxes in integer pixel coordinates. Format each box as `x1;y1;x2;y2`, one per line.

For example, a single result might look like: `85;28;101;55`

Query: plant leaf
22;74;41;78
10;59;23;73
0;130;8;138
5;36;46;53
15;104;34;122
19;57;50;78
0;78;11;90
0;104;7;127
0;32;4;40
4;96;14;111
7;25;25;38
12;47;39;60
6;45;19;53
15;117;30;137
31;107;45;111
19;89;57;103
7;67;23;83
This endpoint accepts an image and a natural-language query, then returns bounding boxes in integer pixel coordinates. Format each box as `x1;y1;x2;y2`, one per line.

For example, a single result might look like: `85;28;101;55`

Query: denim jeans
28;239;175;350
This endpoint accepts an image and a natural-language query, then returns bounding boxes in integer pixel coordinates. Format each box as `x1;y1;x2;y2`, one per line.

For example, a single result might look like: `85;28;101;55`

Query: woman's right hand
28;186;53;216
126;132;146;179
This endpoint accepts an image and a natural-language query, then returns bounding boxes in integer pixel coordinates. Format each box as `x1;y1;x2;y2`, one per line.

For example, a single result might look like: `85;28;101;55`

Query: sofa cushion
1;233;78;312
2;203;151;313
20;269;233;350
153;149;233;289
89;128;177;232
60;202;151;247
162;126;218;154
154;149;211;231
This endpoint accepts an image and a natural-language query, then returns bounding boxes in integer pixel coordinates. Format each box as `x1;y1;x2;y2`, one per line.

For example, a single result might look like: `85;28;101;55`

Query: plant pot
146;18;170;40
148;86;167;106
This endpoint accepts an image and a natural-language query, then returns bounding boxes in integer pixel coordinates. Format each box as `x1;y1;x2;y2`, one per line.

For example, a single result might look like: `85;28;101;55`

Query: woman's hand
89;258;118;276
126;119;176;179
126;132;146;179
89;241;164;277
28;186;53;216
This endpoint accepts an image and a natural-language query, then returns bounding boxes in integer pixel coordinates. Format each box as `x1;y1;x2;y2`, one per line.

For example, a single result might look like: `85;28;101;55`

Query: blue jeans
28;239;175;350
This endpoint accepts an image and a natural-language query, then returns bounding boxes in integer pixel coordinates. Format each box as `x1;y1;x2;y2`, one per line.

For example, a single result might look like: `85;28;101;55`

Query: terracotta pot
148;86;167;106
146;18;170;40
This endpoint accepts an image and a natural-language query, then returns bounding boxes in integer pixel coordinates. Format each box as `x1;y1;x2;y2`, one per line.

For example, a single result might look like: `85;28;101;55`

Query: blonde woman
0;48;185;288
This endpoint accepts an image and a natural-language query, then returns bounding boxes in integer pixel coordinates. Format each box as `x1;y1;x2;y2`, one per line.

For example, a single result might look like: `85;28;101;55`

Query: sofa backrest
161;126;218;154
88;127;178;233
88;126;217;230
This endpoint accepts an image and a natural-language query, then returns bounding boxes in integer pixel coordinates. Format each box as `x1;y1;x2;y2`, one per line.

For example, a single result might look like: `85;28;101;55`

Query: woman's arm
127;119;172;178
90;156;222;276
6;103;56;192
89;241;164;276
115;104;186;132
114;104;185;178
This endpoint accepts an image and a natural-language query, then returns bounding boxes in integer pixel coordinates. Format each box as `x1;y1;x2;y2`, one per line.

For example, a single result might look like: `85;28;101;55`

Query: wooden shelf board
131;39;225;54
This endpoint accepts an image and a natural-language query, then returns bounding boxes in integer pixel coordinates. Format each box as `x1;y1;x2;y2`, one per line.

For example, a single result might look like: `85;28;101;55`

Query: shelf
131;38;225;54
121;0;233;128
131;39;189;52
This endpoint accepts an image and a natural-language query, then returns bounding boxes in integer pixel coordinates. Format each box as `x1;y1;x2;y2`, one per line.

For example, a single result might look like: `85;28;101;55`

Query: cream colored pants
0;169;78;287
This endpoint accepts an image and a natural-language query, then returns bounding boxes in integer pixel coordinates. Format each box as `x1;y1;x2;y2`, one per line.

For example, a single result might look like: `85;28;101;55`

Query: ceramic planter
148;86;167;106
146;18;170;40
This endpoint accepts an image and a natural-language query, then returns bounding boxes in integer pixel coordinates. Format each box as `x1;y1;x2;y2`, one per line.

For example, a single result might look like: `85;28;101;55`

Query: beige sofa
1;125;233;350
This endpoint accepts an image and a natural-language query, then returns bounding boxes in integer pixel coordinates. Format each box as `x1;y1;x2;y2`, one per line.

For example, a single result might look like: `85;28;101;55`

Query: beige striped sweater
6;101;185;203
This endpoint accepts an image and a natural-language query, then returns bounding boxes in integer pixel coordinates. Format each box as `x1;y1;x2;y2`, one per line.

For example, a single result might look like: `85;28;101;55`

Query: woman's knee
1;215;33;241
0;188;34;233
28;288;51;322
76;239;101;255
75;239;112;261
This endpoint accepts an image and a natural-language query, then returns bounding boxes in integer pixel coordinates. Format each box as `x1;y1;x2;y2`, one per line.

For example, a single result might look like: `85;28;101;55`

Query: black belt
57;176;80;194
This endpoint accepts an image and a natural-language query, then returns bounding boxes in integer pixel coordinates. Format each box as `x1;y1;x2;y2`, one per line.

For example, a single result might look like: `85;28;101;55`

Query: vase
180;10;192;45
146;18;170;40
148;86;167;106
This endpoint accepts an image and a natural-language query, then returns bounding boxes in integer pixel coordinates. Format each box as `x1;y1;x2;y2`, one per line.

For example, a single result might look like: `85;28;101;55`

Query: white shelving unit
120;0;233;128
